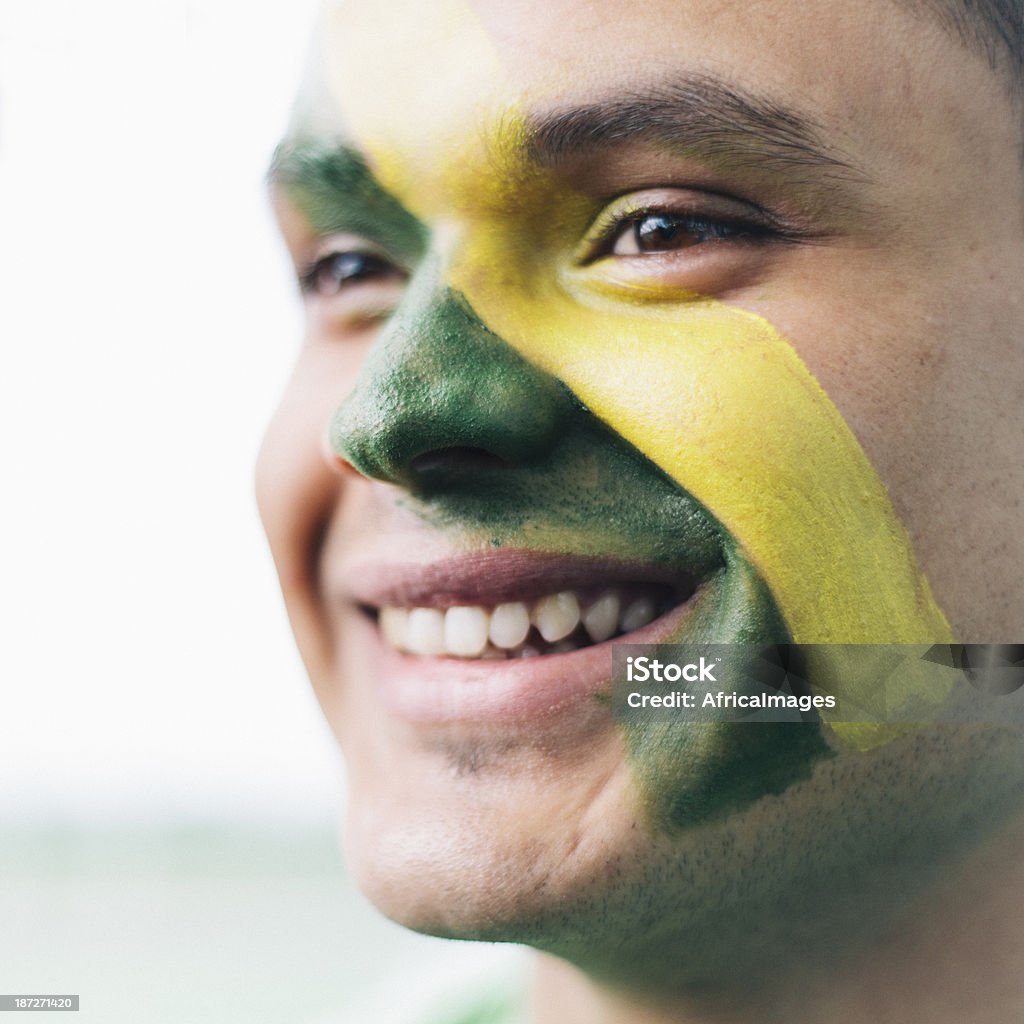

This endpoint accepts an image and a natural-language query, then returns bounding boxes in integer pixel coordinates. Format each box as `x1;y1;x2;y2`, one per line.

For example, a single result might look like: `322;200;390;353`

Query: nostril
409;447;508;476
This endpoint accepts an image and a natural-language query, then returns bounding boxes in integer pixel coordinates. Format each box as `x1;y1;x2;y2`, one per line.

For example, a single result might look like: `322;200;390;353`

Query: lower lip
357;590;705;726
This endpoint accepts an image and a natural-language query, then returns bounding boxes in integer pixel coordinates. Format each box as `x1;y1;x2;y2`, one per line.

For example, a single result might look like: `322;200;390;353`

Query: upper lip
335;549;707;610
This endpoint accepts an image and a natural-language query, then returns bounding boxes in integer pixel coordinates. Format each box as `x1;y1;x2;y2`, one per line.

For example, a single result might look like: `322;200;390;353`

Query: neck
530;807;1024;1024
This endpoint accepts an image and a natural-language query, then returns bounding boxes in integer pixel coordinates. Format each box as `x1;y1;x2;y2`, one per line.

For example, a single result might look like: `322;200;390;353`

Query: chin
338;745;645;942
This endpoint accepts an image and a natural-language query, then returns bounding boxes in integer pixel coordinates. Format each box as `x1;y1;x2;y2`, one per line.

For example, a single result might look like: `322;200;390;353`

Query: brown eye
612;213;751;257
635;214;696;252
301;251;403;297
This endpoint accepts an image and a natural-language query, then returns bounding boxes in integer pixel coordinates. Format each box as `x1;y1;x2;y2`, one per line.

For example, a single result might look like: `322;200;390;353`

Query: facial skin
257;0;1024;1019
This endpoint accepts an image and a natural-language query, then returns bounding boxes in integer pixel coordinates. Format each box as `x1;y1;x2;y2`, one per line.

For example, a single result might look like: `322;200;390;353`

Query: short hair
924;0;1024;90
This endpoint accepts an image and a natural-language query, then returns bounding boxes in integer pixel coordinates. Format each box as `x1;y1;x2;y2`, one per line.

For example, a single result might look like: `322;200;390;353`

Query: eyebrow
526;73;869;193
269;139;371;194
270;73;869;236
268;140;427;250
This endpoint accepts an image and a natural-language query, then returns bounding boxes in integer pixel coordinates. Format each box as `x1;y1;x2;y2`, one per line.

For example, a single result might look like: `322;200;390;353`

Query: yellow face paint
319;0;954;749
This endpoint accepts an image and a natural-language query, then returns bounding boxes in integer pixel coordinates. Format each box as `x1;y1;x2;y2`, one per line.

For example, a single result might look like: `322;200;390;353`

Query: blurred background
0;1;514;1019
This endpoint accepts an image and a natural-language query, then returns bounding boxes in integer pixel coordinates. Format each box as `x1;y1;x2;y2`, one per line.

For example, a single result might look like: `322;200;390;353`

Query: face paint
310;0;954;763
295;250;825;826
271;144;426;261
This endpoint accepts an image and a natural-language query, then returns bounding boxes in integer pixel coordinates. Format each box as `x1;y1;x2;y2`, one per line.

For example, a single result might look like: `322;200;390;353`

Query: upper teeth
581;591;620;644
532;591;581;643
378;587;662;659
489;602;531;648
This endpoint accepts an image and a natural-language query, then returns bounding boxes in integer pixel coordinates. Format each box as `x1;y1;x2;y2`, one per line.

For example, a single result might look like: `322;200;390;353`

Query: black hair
928;0;1024;90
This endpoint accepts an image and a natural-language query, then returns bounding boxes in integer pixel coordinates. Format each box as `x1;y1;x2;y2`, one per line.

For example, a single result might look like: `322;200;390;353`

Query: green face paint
313;0;955;750
278;0;959;835
272;141;426;262
624;558;831;833
328;271;829;828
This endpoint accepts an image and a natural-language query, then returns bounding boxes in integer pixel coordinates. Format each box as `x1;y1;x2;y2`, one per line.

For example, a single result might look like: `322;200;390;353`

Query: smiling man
256;0;1024;1021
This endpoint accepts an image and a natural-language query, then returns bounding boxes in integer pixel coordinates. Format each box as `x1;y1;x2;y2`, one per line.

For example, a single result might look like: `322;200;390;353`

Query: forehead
292;0;988;176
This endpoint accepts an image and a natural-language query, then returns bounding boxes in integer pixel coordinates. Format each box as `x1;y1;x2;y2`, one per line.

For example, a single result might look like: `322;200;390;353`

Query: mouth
374;581;688;660
339;552;708;704
334;551;712;724
346;550;702;657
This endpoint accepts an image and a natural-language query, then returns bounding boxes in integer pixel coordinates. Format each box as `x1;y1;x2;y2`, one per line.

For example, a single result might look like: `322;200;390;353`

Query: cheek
255;349;355;681
255;396;335;576
319;0;944;653
448;262;955;749
257;340;372;551
743;256;947;494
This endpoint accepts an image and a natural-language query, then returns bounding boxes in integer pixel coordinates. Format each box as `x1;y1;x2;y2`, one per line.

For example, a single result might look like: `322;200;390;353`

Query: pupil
635;215;682;251
317;252;370;294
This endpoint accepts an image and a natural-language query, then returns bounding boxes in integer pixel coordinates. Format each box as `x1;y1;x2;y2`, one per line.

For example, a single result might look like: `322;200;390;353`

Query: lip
339;550;702;609
335;550;715;726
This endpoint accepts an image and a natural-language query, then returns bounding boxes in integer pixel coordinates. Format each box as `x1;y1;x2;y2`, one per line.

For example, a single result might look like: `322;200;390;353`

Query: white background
0;0;343;824
0;9;524;1021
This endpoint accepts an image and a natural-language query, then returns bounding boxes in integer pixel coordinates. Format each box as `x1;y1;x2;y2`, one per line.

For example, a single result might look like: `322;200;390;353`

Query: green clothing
424;985;527;1024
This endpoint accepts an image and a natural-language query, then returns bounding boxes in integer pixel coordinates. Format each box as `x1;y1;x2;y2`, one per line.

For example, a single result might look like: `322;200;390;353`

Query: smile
376;583;691;660
344;550;706;674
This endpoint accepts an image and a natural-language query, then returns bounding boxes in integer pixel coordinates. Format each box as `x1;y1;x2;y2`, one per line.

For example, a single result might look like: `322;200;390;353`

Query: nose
329;264;570;488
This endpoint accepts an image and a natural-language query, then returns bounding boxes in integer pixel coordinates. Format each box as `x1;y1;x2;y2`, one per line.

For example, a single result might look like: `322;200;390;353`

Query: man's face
258;0;1024;978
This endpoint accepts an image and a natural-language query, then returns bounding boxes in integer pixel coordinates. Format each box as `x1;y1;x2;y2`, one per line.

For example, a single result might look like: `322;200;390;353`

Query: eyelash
298;203;783;300
298;250;404;298
590;208;777;261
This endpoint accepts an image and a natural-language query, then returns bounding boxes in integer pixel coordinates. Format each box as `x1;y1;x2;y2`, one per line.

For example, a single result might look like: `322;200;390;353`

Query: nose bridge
329;256;568;485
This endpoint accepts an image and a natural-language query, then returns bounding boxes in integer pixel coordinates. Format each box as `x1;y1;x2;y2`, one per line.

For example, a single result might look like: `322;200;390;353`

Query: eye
299;249;405;298
610;212;762;256
578;187;787;270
